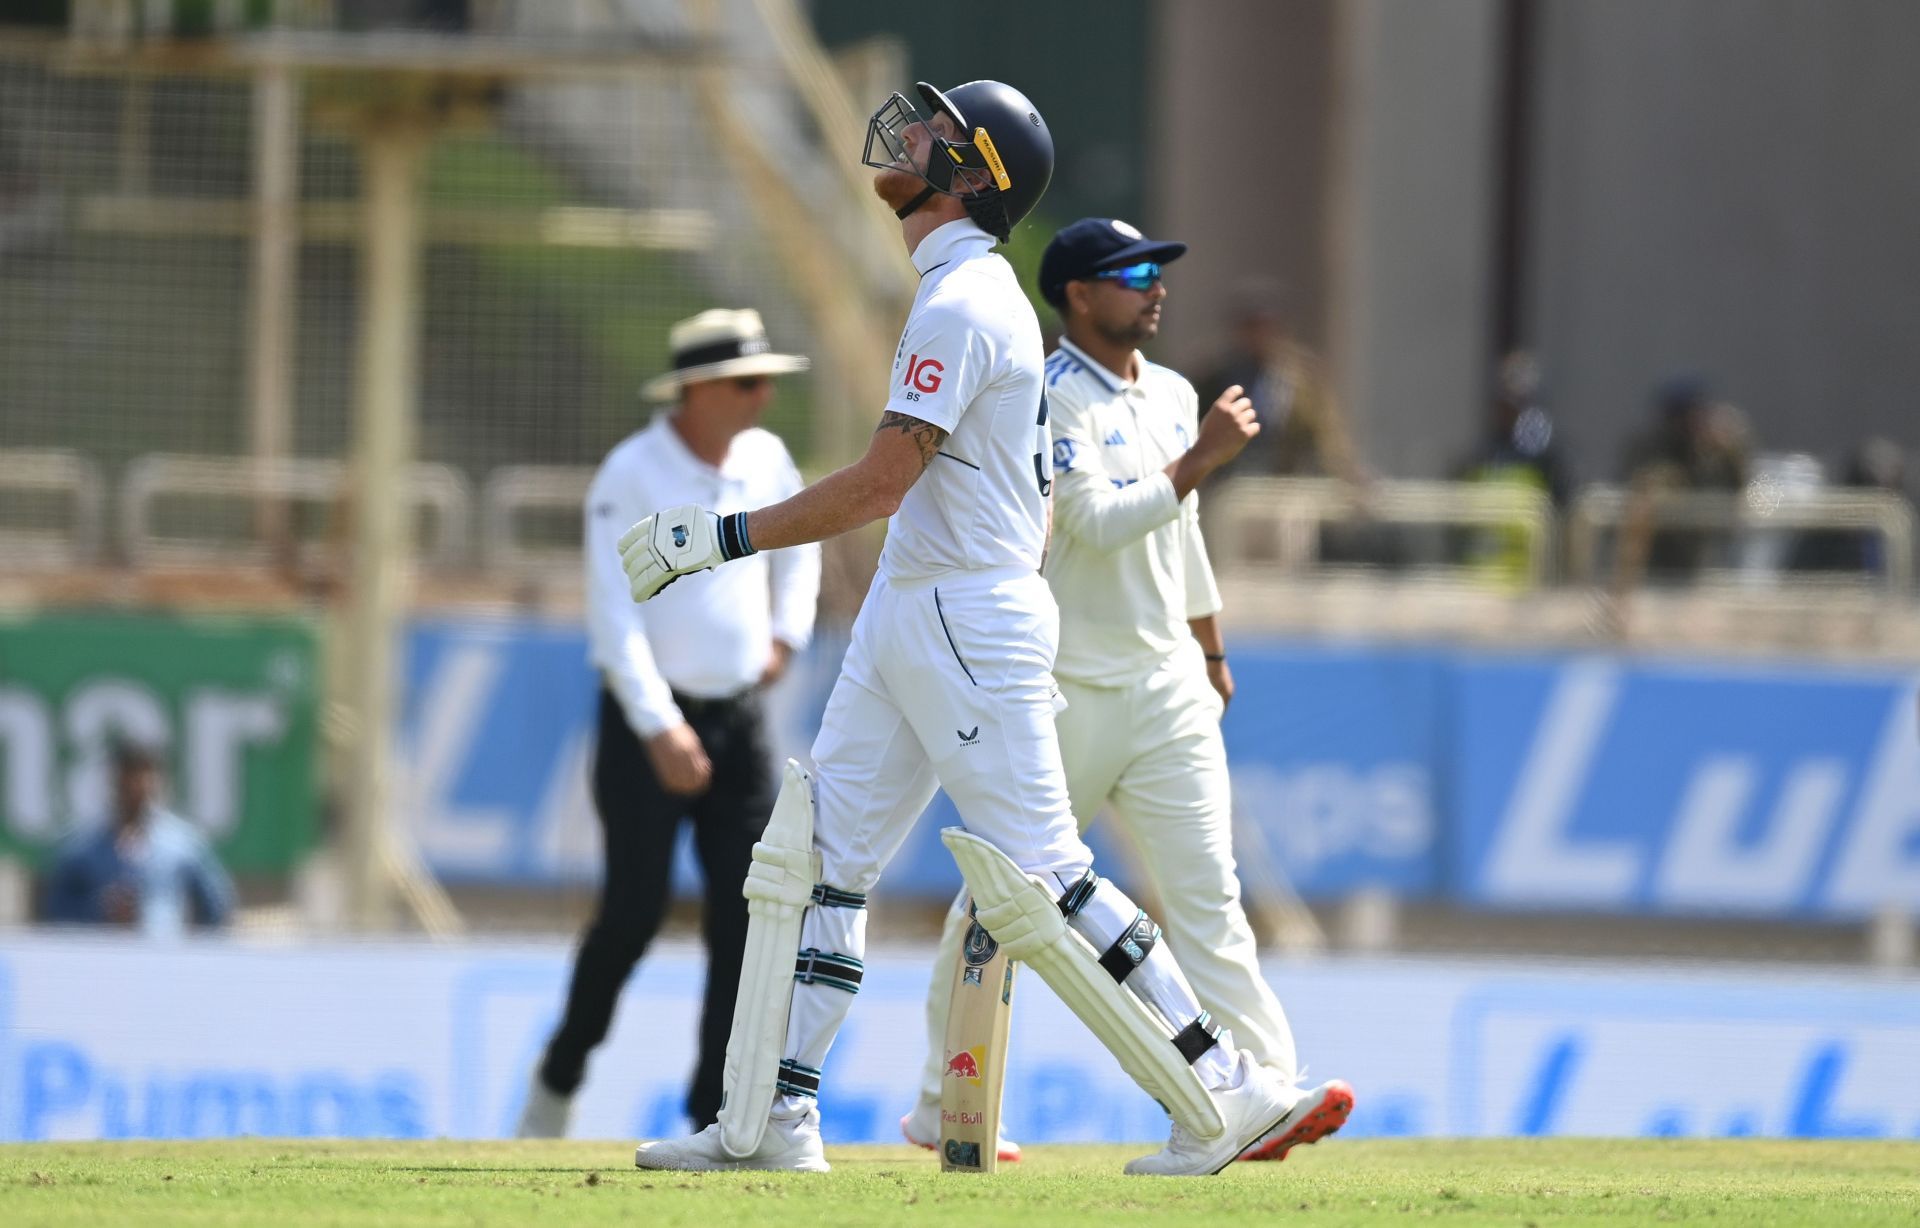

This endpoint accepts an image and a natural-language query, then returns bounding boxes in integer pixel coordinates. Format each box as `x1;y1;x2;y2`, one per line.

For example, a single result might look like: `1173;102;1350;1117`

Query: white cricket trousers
1053;647;1297;1079
773;566;1234;1118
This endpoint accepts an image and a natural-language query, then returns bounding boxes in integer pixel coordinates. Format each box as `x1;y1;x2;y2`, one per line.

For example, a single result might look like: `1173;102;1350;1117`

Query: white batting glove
617;503;755;602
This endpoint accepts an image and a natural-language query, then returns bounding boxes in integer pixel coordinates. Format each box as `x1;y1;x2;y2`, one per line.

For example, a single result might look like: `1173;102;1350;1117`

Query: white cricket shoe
514;1071;574;1139
1123;1052;1300;1177
898;1100;1023;1163
633;1108;830;1172
1237;1079;1354;1162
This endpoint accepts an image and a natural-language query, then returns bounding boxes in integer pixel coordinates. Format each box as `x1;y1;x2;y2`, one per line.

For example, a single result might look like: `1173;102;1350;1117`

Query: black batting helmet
863;79;1054;244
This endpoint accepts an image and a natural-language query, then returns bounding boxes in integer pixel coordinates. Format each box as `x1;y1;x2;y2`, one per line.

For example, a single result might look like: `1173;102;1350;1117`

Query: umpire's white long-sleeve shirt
1041;338;1222;687
585;416;820;737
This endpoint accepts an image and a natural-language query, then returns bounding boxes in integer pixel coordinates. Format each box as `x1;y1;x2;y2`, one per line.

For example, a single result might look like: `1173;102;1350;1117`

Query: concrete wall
1328;0;1503;478
1154;0;1501;478
1150;0;1337;362
1525;0;1920;482
1153;0;1920;486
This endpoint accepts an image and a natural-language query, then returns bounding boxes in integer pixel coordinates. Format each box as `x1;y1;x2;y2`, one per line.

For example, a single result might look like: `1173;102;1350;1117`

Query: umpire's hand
646;721;713;796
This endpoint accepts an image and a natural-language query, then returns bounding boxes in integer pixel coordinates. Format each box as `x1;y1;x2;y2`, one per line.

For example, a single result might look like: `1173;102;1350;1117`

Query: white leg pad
941;828;1225;1140
717;759;819;1158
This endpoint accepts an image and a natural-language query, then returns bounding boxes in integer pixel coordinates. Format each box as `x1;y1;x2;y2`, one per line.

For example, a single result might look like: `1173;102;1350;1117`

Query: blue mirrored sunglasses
1091;261;1163;291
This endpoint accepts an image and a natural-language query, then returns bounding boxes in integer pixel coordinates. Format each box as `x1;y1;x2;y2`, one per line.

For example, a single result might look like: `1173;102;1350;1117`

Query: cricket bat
938;900;1016;1173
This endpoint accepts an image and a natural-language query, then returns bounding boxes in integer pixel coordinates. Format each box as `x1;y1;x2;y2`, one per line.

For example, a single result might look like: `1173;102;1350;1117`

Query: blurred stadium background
1;0;1917;1146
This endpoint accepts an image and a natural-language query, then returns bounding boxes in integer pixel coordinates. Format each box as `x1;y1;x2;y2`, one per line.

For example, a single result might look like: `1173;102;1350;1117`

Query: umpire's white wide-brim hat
643;308;810;401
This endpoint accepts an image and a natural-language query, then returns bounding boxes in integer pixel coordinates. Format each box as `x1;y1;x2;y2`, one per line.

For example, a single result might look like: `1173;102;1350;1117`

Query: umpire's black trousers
539;684;777;1129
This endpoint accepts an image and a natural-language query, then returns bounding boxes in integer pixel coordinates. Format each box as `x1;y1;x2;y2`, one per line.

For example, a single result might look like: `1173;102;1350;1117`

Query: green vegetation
4;1139;1918;1227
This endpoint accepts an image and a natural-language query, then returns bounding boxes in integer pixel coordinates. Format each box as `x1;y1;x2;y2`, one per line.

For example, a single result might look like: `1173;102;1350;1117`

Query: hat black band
672;335;771;371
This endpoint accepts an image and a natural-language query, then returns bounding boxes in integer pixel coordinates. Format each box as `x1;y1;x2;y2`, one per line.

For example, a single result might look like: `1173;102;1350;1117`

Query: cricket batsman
901;217;1354;1163
617;79;1347;1176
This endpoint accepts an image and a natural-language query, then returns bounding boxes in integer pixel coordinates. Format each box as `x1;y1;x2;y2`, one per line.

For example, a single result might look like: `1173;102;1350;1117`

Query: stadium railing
0;448;107;571
1206;475;1558;587
120;454;472;573
479;464;593;584
1567;484;1915;592
1200;475;1918;655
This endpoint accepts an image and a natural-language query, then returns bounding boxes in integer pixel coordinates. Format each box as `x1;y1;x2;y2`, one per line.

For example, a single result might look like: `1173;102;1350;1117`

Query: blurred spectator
1790;437;1910;576
1457;352;1573;506
40;741;235;936
1455;351;1572;587
1615;375;1753;583
1198;277;1365;484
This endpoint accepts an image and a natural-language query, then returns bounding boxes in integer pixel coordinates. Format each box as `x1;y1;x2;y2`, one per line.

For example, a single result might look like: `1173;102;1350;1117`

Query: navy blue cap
1039;217;1188;307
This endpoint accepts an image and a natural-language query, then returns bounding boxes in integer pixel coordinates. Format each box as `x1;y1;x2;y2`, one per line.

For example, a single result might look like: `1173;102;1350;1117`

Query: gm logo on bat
944;1139;983;1168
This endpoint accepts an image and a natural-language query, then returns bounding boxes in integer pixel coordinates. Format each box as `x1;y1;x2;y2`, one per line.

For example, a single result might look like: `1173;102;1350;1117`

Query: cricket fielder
902;218;1353;1163
617;79;1347;1176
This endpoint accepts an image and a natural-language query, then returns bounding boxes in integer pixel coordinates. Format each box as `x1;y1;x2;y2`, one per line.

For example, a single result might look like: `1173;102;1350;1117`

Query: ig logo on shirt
903;354;944;400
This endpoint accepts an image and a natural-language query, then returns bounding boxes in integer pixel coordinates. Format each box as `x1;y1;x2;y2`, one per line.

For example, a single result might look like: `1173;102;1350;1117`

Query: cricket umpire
518;308;821;1137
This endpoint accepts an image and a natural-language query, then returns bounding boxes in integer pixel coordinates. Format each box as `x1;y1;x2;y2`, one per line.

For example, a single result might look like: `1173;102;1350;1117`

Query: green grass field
3;1139;1917;1227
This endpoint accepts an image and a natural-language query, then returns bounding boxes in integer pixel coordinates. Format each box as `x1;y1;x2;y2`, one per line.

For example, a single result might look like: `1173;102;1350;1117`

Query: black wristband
718;511;756;561
1204;653;1227;663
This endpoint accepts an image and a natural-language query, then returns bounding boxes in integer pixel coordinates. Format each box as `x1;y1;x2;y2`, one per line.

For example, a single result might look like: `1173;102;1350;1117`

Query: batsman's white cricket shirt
1041;337;1222;687
877;218;1052;583
585;416;820;737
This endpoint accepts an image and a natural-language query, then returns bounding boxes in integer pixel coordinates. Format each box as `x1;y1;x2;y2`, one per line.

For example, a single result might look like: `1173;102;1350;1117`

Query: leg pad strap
794;948;864;994
1097;910;1161;983
775;1058;821;1099
1172;1011;1223;1065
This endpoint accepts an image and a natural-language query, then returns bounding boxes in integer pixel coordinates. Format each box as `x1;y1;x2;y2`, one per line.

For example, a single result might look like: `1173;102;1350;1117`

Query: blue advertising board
396;620;1448;899
1218;644;1444;896
1454;655;1920;918
396;617;1920;919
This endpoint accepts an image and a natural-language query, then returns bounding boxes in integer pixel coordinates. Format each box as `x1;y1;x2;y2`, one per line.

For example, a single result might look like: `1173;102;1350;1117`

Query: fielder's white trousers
1054;647;1297;1079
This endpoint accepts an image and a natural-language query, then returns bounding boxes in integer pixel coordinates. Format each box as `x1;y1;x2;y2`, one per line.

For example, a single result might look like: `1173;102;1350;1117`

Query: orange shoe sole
1238;1080;1354;1162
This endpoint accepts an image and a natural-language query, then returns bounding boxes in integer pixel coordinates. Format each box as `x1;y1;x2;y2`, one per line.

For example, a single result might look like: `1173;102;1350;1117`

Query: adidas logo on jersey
1103;430;1127;446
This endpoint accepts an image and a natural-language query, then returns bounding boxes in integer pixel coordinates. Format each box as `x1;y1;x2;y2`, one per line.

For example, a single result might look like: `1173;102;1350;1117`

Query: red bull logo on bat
943;1046;985;1086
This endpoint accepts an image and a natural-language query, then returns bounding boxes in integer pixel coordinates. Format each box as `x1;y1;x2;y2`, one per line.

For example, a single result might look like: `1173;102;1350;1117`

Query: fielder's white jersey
1042;337;1223;687
877;219;1052;583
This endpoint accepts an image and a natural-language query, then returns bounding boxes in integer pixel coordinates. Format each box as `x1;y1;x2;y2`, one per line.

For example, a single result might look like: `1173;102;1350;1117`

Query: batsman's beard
873;164;928;213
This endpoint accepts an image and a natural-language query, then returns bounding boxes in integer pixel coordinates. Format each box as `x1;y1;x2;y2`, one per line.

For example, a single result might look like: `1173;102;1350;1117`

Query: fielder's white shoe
513;1071;574;1139
633;1108;830;1172
1123;1052;1298;1177
1237;1079;1354;1162
898;1100;1023;1163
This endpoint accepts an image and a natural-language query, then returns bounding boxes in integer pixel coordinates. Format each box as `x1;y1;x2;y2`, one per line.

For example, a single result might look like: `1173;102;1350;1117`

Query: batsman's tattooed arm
734;410;950;553
876;410;949;474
